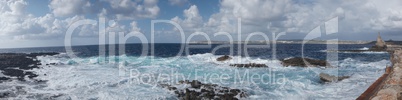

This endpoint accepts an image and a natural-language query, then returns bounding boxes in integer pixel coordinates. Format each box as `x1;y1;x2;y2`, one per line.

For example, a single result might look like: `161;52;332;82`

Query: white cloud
169;0;402;41
49;0;92;17
0;0;101;40
207;0;294;33
0;0;150;41
0;0;42;37
49;0;160;20
171;5;203;33
2;0;402;46
100;0;160;20
168;0;188;6
130;21;141;32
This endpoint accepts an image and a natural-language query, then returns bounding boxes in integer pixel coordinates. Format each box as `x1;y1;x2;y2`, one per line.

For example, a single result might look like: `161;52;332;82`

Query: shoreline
189;40;373;45
0;53;58;82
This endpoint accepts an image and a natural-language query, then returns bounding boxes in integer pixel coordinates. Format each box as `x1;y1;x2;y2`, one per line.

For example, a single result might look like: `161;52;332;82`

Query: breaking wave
1;53;390;99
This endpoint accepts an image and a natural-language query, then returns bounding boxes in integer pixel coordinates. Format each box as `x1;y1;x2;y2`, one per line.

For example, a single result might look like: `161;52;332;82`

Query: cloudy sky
0;0;401;48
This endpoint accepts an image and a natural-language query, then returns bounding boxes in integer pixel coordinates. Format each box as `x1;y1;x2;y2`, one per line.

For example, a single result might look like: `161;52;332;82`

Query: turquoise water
0;44;391;99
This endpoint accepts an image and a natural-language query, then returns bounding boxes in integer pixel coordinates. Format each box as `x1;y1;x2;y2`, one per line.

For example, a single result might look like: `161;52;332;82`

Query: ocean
0;44;391;99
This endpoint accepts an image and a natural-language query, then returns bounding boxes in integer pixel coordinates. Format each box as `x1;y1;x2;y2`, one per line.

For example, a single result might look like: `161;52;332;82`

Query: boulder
217;55;232;61
160;80;247;100
319;73;350;82
281;57;330;67
190;80;202;88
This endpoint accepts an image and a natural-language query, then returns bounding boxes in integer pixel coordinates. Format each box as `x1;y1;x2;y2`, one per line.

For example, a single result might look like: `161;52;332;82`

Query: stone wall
370;50;402;100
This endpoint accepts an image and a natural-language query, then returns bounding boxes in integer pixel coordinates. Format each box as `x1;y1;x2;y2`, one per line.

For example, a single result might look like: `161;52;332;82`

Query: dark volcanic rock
0;52;59;82
229;63;268;68
2;69;25;80
0;77;10;82
190;80;202;88
160;80;247;100
26;52;59;58
281;57;330;67
319;73;350;82
217;55;232;61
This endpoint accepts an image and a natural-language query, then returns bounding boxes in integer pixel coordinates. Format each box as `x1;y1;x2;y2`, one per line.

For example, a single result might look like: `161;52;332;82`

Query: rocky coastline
0;52;61;98
281;57;331;67
160;80;247;100
0;52;59;82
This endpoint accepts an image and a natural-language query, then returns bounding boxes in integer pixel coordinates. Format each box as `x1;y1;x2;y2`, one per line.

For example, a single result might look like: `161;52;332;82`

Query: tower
376;32;385;48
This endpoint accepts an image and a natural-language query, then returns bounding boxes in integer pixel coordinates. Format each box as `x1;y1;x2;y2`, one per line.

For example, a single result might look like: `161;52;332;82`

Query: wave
359;47;370;50
1;53;391;99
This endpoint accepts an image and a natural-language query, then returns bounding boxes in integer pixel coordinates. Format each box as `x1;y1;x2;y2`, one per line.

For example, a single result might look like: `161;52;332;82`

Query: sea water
0;44;390;99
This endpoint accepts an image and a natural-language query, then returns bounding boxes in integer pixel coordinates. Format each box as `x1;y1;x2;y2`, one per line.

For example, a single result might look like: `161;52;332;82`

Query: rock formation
216;55;232;61
0;53;59;82
281;57;331;67
160;80;247;100
0;53;62;99
216;55;267;68
319;73;350;82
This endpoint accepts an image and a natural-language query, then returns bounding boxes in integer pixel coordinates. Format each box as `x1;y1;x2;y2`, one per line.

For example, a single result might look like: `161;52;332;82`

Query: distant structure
370;32;387;51
375;32;386;48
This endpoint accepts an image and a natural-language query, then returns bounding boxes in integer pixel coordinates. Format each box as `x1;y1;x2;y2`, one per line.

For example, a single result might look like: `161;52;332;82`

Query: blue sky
0;0;402;48
23;0;219;36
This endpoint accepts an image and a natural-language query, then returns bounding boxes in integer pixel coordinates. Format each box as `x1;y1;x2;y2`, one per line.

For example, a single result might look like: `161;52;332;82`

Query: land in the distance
190;40;402;45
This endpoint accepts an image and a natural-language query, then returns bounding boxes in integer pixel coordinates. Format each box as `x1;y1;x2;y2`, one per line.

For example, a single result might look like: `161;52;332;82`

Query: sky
0;0;402;48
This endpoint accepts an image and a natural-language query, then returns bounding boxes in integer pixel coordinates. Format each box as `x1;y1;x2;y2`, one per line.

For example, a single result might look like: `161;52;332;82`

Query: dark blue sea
0;44;390;99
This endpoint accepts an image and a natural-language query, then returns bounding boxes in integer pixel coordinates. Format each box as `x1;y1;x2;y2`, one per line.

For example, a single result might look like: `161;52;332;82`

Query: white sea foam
1;53;391;99
359;47;370;50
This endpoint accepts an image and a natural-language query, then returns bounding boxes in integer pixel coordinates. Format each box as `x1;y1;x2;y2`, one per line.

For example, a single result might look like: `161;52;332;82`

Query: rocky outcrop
229;63;267;68
160;80;247;100
0;53;76;99
281;57;330;67
0;53;59;82
319;73;350;82
216;55;231;61
216;55;267;68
